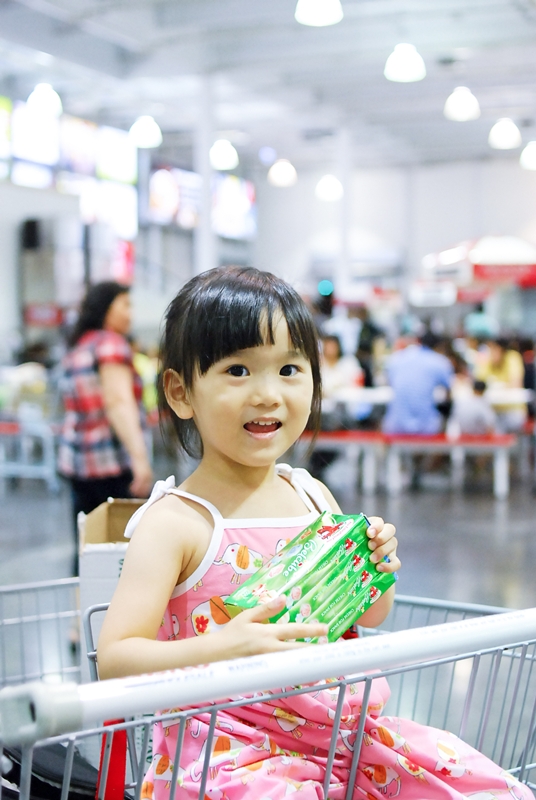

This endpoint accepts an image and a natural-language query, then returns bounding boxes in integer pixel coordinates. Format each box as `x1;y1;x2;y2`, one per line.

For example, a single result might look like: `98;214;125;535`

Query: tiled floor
1;445;535;611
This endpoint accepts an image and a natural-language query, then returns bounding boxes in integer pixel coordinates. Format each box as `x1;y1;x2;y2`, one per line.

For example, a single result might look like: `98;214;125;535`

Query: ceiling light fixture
384;43;426;83
128;115;163;148
488;118;522;149
520;141;536;170
443;86;480;121
294;0;343;27
315;174;343;201
267;159;297;187
26;83;62;117
209;139;239;170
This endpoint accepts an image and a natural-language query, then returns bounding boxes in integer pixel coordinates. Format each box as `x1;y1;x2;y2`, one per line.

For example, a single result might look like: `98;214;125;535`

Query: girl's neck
180;456;309;519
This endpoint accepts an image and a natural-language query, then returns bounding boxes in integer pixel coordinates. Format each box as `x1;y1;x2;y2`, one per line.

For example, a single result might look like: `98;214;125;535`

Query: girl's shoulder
125;478;215;543
138;491;212;533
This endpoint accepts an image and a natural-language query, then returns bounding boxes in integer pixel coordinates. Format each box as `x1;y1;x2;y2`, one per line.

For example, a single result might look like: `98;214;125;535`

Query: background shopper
58;281;153;573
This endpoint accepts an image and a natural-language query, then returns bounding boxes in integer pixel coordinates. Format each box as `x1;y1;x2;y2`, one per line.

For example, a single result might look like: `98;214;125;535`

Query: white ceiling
1;0;536;173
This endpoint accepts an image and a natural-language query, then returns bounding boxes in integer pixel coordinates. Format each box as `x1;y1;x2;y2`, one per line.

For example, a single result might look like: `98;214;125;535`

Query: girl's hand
366;516;401;573
214;597;328;659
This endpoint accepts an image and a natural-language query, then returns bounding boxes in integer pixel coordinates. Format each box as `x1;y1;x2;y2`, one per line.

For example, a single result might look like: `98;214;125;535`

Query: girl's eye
280;364;299;377
227;365;249;377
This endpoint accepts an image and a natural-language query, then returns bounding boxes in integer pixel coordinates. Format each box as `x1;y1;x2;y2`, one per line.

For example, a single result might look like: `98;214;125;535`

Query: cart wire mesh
0;578;80;689
1;604;535;800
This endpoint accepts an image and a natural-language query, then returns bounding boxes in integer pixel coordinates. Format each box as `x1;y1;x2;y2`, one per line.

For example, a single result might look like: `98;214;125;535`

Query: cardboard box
225;511;397;643
79;498;144;681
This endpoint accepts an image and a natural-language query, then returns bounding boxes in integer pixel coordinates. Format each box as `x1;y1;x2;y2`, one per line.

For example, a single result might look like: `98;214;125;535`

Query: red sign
111;240;135;284
24;303;63;327
456;285;491;304
473;262;536;283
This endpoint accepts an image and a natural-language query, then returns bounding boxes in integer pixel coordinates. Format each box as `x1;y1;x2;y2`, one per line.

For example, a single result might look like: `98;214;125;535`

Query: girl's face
167;315;314;470
103;292;131;337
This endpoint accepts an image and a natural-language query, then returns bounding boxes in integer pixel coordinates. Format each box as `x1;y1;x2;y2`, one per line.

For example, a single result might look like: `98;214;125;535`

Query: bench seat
384;433;516;499
296;430;517;498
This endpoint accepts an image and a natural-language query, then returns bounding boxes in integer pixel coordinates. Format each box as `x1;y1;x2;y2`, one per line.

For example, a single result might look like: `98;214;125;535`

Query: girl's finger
375;553;401;572
366;516;384;538
271;622;329;641
368;523;396;550
369;533;397;555
369;538;398;564
245;597;286;623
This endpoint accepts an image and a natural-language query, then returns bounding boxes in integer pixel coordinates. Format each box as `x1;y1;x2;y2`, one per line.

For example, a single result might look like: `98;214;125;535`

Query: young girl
98;267;530;800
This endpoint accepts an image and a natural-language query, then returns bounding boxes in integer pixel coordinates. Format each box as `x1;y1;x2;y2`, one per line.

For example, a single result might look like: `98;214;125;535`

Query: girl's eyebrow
221;347;306;359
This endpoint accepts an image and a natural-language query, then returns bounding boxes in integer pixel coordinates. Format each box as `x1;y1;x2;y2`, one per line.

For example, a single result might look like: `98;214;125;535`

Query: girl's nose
250;375;282;407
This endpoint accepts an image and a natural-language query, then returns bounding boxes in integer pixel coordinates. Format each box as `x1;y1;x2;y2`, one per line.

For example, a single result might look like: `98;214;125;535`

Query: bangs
173;269;318;386
196;298;310;376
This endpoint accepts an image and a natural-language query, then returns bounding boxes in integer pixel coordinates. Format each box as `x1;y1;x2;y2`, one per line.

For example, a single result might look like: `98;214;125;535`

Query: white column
336;126;352;292
193;76;217;275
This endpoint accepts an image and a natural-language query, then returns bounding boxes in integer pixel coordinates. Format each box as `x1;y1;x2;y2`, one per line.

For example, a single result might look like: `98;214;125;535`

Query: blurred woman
58;282;153;572
475;337;526;433
308;335;362;480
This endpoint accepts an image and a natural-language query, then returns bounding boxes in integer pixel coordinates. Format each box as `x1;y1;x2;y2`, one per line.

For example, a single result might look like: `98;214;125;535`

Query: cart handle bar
1;607;536;746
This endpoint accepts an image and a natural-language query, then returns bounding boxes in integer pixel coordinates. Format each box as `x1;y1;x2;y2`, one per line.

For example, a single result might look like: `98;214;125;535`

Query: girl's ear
163;369;193;419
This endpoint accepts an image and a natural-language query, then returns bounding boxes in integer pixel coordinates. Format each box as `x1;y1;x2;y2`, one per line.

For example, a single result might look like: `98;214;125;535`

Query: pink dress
124;466;531;800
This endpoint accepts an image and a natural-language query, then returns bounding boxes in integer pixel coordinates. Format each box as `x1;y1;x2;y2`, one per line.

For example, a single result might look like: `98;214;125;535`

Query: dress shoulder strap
275;463;333;513
124;466;332;540
124;476;223;539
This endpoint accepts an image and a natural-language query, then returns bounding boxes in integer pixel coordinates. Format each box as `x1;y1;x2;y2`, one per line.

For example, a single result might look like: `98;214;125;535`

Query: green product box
224;510;397;643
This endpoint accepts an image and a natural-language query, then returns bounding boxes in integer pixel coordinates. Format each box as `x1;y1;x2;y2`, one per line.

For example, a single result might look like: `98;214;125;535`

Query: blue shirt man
383;333;454;434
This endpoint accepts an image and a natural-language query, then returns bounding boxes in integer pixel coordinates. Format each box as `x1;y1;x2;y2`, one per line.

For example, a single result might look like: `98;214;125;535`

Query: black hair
321;334;343;360
419;330;441;350
491;336;510;351
473;379;487;394
158;265;322;458
69;281;130;346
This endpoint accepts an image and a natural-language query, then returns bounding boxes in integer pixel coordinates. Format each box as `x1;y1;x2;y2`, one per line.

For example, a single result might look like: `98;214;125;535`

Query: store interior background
1;0;536;607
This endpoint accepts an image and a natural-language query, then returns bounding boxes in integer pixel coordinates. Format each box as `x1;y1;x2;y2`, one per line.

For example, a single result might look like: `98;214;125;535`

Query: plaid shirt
58;330;146;479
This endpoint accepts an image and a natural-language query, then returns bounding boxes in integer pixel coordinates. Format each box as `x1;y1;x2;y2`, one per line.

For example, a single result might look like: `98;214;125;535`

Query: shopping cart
0;578;81;689
0;594;535;799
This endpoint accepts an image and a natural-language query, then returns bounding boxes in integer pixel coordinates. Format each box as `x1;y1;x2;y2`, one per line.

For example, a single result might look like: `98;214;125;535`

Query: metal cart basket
0;578;80;689
1;591;535;799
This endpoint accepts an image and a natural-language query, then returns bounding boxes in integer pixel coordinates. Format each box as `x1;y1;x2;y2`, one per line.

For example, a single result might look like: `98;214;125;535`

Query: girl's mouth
244;420;282;434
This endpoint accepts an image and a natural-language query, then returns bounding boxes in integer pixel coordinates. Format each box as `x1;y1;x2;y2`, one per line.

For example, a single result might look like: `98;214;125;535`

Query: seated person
450;379;497;435
475;338;526;433
383;331;453;435
309;335;362;480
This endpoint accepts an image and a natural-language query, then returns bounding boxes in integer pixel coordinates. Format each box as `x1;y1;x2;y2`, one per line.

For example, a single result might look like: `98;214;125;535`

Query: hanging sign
24;303;63;327
473;262;536;283
408;280;457;307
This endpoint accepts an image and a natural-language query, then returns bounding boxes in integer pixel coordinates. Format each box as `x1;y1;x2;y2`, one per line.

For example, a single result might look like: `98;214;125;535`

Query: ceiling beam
0;2;141;77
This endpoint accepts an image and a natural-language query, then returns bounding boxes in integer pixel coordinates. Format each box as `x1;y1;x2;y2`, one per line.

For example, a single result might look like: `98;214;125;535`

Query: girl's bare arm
97;500;327;679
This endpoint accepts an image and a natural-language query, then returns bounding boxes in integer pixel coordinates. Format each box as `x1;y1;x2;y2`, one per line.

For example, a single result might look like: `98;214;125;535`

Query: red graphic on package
360;569;373;588
352;553;364;570
317;522;345;541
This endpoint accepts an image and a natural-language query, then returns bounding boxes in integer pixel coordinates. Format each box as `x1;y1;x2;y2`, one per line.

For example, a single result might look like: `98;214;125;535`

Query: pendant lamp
488;118;521;149
520;141;536;170
267;159;297;187
443;87;480;121
315;174;343;201
295;0;343;27
209;139;239;170
384;44;426;83
128;116;163;148
26;83;63;116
